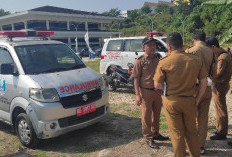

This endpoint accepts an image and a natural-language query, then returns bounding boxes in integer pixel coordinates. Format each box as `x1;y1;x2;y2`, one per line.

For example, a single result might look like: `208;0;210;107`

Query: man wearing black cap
132;35;168;149
206;37;232;140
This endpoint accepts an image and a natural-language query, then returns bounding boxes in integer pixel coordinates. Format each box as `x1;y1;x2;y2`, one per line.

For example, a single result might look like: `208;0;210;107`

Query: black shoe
210;134;227;140
153;134;169;141
200;146;205;154
146;141;159;149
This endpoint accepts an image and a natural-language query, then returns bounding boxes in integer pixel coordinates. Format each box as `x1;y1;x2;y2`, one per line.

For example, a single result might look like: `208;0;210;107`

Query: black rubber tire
108;71;117;91
15;113;39;148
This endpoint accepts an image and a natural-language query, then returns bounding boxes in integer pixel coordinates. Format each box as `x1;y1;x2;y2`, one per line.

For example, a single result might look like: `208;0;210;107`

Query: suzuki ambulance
0;30;109;147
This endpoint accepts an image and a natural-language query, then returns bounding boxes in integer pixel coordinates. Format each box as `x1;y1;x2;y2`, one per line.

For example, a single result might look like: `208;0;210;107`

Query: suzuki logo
82;94;88;101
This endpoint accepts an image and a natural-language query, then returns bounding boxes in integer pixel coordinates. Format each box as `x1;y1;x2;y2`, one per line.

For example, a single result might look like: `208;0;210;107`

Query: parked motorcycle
105;63;134;91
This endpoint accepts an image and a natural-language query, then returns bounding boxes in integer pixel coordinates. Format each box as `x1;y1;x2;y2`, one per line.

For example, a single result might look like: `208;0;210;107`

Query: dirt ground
1;88;232;157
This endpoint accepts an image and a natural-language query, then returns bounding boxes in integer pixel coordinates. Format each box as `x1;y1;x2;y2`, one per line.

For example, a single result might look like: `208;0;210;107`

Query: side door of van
122;39;144;69
0;47;19;122
103;39;124;68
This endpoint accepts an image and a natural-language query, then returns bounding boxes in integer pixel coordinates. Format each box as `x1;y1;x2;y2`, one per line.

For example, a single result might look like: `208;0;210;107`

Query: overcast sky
0;0;170;14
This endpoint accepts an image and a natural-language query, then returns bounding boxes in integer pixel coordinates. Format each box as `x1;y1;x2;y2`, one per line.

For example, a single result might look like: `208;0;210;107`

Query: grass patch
159;114;166;122
130;110;140;118
109;106;121;119
84;59;100;72
12;136;22;148
110;106;118;113
160;124;168;129
36;151;49;157
159;114;168;129
109;113;121;119
119;103;129;108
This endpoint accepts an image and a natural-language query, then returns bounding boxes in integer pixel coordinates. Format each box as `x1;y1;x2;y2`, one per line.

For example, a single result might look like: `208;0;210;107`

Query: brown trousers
212;82;230;135
196;86;212;147
140;88;162;141
163;96;200;157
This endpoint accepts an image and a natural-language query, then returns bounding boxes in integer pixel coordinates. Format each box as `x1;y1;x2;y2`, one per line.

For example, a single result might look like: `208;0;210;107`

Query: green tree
203;0;232;44
155;4;170;13
102;8;121;17
128;10;141;21
175;2;192;16
0;9;10;16
140;5;152;15
203;0;232;5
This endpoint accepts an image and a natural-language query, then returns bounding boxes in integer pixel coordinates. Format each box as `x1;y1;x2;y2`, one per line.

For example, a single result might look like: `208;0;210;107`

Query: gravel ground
1;82;232;156
105;88;232;157
83;57;232;156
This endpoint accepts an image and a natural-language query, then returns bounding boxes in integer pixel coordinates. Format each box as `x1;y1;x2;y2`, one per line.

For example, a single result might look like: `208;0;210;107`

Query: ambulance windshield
15;44;85;74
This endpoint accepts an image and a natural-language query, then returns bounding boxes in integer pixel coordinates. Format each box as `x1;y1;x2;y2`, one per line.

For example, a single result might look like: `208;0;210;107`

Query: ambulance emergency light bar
146;32;165;36
0;30;54;38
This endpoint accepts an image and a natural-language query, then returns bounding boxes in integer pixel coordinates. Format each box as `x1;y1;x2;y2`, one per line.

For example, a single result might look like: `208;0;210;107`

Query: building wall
0;11;122;51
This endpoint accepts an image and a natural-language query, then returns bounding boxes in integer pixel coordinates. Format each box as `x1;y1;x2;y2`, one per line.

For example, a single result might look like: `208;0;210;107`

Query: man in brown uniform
154;32;208;157
132;35;168;149
185;31;214;154
206;37;232;140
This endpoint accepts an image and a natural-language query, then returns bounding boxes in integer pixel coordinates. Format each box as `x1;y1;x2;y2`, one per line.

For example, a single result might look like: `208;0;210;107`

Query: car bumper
34;104;110;139
27;89;109;139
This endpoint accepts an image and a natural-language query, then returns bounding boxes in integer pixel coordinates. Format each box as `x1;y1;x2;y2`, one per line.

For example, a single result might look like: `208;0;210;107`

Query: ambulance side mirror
1;63;18;75
135;52;138;55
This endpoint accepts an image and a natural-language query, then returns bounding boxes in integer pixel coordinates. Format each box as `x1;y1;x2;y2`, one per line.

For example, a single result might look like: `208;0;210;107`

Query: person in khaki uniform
132;35;169;149
154;32;208;157
185;31;214;154
206;37;232;140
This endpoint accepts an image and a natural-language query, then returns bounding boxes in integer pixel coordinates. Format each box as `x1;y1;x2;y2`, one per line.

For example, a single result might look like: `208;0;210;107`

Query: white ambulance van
100;34;167;75
0;30;109;147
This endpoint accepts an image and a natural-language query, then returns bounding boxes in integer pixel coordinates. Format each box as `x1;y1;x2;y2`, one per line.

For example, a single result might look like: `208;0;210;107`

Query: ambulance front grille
58;106;105;128
60;88;102;108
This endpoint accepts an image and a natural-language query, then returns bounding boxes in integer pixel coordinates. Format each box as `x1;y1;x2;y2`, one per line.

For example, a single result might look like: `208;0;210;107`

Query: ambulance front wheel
15;113;39;148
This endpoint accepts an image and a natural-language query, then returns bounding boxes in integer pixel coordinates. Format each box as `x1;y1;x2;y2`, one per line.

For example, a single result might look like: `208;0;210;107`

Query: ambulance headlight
99;77;107;91
30;88;60;103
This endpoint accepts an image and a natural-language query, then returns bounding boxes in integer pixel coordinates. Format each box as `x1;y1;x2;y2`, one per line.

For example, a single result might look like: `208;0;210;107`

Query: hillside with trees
105;0;232;45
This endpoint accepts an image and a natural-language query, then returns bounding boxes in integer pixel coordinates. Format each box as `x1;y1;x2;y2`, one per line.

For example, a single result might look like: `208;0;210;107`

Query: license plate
76;104;96;117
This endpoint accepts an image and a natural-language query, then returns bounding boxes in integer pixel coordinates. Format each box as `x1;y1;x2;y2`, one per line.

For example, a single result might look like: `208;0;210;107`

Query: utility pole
181;16;187;44
71;24;78;52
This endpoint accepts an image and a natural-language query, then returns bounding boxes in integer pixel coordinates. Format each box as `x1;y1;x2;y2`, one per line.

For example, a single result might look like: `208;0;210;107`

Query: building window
69;22;85;31
14;22;25;30
49;21;67;31
88;23;100;31
71;38;86;48
2;24;12;30
27;20;46;30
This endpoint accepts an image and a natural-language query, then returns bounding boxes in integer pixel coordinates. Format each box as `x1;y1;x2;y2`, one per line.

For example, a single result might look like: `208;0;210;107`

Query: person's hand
136;94;142;106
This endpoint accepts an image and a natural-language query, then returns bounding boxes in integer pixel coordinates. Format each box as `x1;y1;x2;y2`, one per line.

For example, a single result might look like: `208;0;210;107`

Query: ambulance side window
130;39;143;52
155;40;167;52
124;39;143;52
124;40;131;51
106;40;123;51
0;48;14;74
